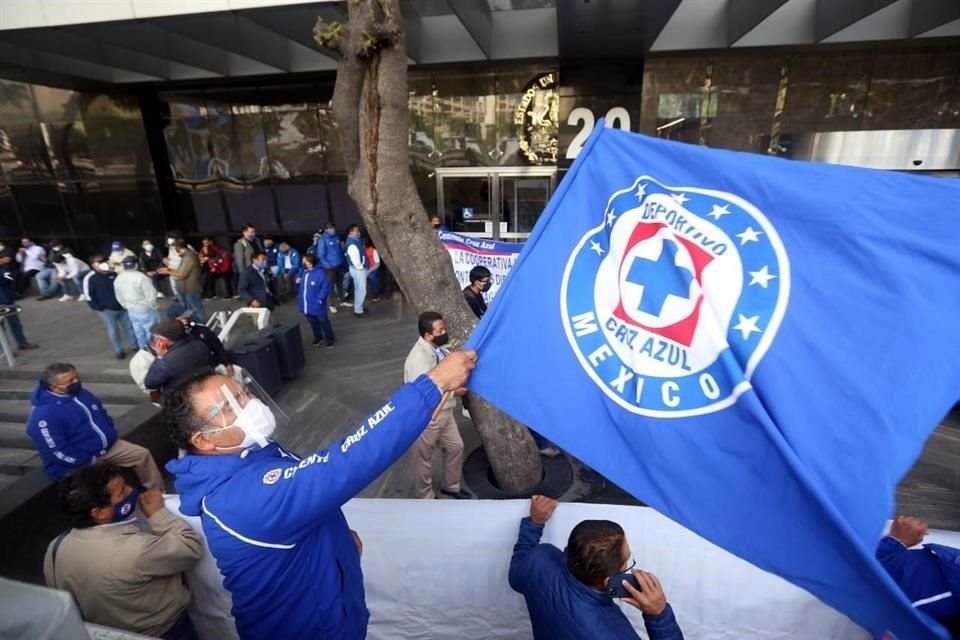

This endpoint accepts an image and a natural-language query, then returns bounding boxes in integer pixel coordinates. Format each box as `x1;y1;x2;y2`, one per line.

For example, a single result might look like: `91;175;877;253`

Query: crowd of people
16;219;960;640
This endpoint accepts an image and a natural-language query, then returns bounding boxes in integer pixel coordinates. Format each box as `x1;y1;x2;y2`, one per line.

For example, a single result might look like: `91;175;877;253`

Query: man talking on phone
508;495;684;639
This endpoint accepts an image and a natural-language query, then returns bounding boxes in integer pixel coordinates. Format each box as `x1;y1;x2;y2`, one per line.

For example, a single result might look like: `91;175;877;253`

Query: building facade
0;1;958;253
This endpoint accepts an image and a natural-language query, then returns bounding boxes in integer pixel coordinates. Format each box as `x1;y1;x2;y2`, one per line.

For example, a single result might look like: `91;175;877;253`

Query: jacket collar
71;518;140;539
561;550;620;605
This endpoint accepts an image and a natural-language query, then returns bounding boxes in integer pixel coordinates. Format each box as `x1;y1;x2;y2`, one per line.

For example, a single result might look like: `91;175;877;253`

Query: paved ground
2;291;959;527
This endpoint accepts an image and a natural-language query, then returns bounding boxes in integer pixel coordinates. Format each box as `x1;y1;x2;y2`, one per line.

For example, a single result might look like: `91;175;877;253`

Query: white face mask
143;244;154;252
167;238;175;246
203;398;277;452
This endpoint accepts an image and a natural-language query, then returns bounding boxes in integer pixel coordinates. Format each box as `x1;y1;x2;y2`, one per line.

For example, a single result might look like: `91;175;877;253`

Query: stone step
0;474;19;492
0;422;31;450
0;447;41;476
0;380;144;405
0;367;134;385
0;400;138;425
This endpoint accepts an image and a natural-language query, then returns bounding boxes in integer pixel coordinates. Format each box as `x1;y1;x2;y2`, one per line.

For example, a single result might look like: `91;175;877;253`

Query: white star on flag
748;265;777;288
590;241;605;256
635;183;647;200
606;210;617;227
732;314;762;340
671;193;689;206
707;204;731;220
736;226;763;245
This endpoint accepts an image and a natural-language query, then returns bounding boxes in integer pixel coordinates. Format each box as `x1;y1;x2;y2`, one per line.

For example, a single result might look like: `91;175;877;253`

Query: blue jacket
509;518;685;640
83;272;124;312
276;248;302;277
297;267;330;317
317;233;345;269
877;536;960;626
166;375;440;640
25;382;118;480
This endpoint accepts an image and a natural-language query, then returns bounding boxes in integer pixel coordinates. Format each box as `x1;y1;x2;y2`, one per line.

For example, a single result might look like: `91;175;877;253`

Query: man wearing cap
114;256;160;350
83;257;138;361
107;241;136;272
143;320;220;393
166;304;233;376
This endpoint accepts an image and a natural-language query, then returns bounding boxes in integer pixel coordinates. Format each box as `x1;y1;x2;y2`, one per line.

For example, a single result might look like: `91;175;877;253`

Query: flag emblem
561;176;790;417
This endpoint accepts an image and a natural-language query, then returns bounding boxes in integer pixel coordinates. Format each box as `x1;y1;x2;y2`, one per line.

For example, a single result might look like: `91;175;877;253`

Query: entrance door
436;167;556;240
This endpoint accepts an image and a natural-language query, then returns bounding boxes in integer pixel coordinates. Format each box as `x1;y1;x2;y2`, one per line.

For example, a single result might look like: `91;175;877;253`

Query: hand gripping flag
466;124;960;639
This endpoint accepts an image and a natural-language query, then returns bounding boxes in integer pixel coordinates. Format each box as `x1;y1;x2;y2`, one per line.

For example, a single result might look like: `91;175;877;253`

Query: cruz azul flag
467;124;960;639
440;230;522;302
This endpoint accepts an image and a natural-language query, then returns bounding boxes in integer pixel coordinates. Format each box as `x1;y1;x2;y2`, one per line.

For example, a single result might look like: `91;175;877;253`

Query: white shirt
17;245;47;272
346;244;364;270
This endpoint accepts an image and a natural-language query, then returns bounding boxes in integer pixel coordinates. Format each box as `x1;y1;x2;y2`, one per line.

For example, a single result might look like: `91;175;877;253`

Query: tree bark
315;0;542;493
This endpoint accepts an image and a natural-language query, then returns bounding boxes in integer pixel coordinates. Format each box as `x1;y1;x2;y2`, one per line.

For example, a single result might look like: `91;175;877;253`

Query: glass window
275;178;331;232
705;55;781;153
327;175;361;229
80;94;141;121
432;71;497;167
0;123;55;183
46;121;96;181
178;184;228;234
11;183;72;236
0;180;22;238
164;102;213;182
781;52;871;133
640;57;708;143
0;80;36;125
263;105;326;177
63;181;165;237
223;184;278;233
84;118;154;180
32;85;79;122
863;50;960;130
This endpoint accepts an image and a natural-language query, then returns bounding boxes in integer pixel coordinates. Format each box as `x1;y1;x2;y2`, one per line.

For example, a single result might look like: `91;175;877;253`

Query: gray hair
42;363;76;389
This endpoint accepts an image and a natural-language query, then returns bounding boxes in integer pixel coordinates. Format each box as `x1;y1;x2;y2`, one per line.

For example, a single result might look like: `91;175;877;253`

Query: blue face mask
325;229;336;236
256;262;267;272
23;241;32;248
113;487;139;522
65;381;82;396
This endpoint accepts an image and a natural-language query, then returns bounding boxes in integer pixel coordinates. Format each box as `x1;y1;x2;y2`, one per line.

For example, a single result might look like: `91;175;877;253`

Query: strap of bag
49;531;70;590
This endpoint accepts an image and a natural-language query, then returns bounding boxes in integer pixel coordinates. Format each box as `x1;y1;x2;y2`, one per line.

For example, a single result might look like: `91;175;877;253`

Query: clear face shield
200;372;289;452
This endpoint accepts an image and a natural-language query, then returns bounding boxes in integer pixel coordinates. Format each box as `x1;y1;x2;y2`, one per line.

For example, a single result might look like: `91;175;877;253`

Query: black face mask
432;334;449;347
480;281;492;293
432;223;441;230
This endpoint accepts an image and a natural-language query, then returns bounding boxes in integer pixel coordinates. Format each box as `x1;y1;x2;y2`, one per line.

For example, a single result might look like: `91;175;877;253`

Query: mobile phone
606;572;641;598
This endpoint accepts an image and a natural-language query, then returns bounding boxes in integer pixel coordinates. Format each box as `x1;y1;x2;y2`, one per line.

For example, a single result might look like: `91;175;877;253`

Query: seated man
144;320;219;392
162;351;475;640
238;251;276;310
877;515;960;636
167;304;233;374
26;363;164;489
45;463;202;639
509;496;684;640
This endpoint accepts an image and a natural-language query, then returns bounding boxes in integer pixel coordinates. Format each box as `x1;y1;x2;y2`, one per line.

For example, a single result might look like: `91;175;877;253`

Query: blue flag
467;124;960;639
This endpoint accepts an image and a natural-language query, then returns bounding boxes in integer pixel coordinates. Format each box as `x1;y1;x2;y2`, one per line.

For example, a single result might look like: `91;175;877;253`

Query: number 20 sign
565;107;633;160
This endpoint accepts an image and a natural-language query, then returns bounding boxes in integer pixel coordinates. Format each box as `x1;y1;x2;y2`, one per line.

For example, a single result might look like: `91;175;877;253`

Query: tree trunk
315;0;542;493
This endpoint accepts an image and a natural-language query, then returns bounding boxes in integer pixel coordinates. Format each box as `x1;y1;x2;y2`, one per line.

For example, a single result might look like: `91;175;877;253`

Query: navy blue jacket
264;244;279;267
509;517;684;640
238;266;276;309
83;272;124;312
297;267;331;317
144;337;217;391
877;536;960;627
317;233;345;269
25;382;118;479
166;375;440;640
0;264;16;305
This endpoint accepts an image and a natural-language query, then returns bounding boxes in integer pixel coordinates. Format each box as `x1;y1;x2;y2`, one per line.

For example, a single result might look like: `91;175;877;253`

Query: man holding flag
466;123;960;639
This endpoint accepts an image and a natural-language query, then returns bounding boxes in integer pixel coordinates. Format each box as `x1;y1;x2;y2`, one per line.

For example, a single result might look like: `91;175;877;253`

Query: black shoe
326;343;335;349
354;311;368;318
18;343;39;350
439;488;472;500
115;351;126;360
36;296;50;301
311;340;322;347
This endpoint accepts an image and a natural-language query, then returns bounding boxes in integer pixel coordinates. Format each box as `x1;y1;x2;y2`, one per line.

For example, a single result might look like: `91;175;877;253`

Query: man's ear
90;505;111;523
191;430;216;453
602;576;611;590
